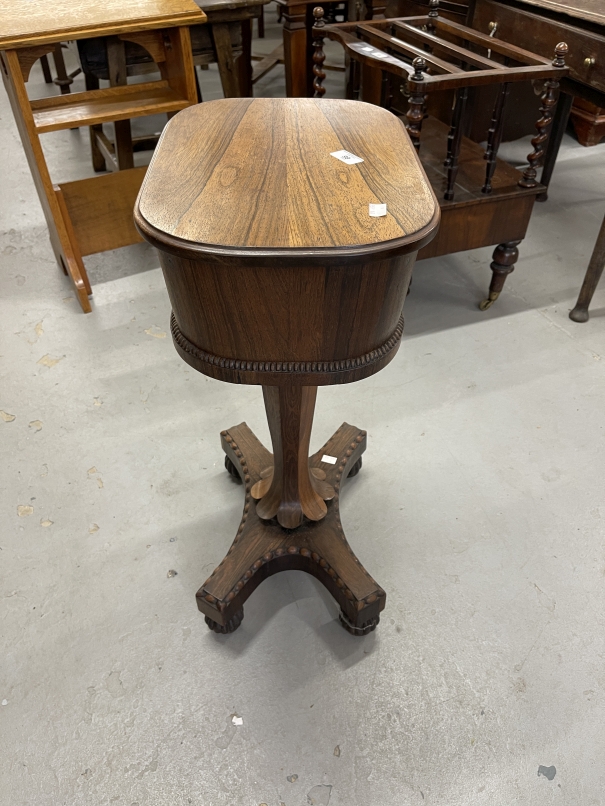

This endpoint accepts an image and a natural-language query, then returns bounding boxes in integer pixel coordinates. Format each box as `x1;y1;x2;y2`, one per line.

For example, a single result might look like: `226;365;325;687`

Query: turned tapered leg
570;212;605;323
479;240;521;311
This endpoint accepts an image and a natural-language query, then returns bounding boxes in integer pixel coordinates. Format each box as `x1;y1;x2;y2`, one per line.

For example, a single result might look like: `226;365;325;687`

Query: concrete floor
2;8;605;806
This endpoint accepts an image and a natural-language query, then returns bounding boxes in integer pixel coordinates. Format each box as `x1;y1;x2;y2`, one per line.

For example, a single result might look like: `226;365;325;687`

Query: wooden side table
0;0;205;312
135;97;439;634
198;0;271;97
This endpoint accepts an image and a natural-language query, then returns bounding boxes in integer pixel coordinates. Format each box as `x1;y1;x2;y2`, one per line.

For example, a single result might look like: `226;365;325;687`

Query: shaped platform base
197;422;386;635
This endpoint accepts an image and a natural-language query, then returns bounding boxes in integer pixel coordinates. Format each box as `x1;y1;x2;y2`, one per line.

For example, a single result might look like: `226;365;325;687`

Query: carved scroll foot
195;423;386;634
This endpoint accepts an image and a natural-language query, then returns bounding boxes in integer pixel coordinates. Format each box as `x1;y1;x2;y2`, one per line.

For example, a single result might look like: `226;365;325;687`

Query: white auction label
321;454;337;465
330;150;364;165
369;203;387;217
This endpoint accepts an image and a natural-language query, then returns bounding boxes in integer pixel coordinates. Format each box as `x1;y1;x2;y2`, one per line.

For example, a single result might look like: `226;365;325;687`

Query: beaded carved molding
171;313;405;377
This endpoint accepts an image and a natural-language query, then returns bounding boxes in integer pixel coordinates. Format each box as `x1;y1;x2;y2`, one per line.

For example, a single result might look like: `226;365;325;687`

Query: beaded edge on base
171;313;404;376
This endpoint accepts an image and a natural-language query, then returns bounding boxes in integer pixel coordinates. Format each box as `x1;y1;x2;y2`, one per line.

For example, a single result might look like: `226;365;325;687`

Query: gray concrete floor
2;8;605;806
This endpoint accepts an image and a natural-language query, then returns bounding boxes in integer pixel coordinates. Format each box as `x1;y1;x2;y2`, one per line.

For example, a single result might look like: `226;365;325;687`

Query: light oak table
135;97;439;634
0;0;205;312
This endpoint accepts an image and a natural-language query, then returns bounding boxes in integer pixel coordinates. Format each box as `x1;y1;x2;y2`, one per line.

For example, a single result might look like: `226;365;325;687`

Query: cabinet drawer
473;0;605;93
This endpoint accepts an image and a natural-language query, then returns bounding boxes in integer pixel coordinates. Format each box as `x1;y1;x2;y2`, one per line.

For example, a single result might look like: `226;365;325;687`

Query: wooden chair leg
569;213;605;322
194;66;204;102
51;44;74;94
211;23;240;98
237;19;253;97
40;54;52;83
479;240;521;311
84;73;107;172
257;5;265;38
107;37;134;170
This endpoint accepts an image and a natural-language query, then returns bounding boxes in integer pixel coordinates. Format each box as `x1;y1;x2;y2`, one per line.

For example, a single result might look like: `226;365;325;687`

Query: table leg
537;90;573;202
236;18;253;98
107;38;134;171
569;212;605;323
211;22;241;98
195;401;385;636
283;2;311;97
479;240;521;311
51;43;74;95
40;54;52;84
0;49;92;312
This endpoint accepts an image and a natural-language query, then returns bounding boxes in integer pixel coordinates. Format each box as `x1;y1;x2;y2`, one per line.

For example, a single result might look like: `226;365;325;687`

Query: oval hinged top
135;98;439;257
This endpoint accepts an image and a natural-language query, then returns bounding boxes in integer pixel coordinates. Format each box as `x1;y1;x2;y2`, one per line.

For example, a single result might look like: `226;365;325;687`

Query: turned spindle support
427;0;439;33
444;85;468;201
482;82;511;194
312;7;327;98
406;56;427;153
518;42;568;189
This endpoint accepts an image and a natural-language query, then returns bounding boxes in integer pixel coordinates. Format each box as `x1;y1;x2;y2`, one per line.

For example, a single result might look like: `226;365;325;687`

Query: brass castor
205;608;244;634
479;291;500;311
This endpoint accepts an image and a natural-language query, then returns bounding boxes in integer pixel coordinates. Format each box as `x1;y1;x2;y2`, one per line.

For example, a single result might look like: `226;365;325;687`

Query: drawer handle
584;57;596;67
487;21;498;59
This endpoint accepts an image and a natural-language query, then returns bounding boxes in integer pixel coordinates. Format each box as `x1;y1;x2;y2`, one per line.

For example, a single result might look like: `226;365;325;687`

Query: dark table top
512;0;605;27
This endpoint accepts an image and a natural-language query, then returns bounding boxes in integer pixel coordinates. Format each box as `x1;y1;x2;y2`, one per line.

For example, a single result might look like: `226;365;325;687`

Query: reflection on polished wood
137;97;438;249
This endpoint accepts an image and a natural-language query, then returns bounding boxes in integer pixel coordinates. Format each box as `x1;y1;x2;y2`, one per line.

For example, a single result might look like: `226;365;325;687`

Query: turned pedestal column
135;97;439;635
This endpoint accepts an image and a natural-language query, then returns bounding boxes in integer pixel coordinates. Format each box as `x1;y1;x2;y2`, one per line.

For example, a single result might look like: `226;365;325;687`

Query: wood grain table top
0;0;206;50
512;0;605;27
136;98;439;257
